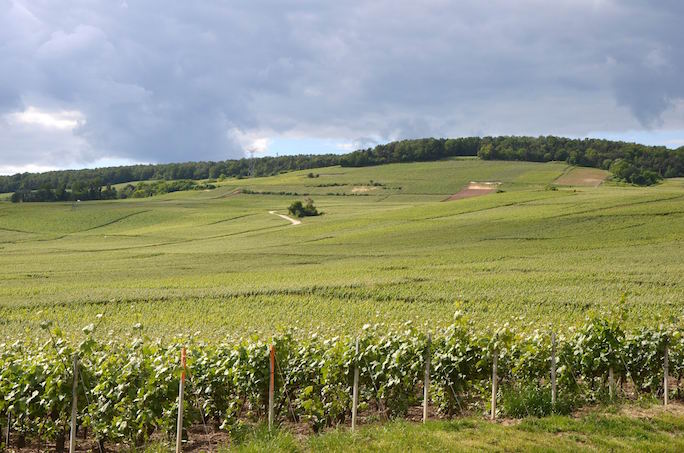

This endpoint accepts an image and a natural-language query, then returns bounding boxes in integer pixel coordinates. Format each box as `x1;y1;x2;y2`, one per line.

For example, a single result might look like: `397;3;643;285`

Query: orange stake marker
181;347;187;381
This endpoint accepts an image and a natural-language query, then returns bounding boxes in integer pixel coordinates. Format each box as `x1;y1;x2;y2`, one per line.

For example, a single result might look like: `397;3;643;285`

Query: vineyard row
1;314;682;450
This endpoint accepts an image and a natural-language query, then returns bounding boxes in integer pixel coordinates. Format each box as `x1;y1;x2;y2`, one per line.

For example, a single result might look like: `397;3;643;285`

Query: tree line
339;137;481;166
10;179;215;203
476;136;683;185
1;154;340;196
2;137;682;202
341;136;683;185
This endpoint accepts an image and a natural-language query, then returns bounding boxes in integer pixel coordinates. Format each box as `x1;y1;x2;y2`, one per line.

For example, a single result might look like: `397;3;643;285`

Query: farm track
269;210;302;225
422;195;558;221
11;212;304;253
206;213;254;225
427;192;682;225
46;223;290;253
0;211;150;244
0;226;34;234
212;188;242;199
80;210;151;232
546;194;684;220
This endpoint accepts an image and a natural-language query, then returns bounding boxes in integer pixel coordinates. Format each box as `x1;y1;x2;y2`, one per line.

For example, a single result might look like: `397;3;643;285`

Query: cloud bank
1;0;683;173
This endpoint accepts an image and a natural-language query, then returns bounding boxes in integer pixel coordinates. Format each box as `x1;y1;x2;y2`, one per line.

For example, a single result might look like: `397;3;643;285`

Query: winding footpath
268;210;302;225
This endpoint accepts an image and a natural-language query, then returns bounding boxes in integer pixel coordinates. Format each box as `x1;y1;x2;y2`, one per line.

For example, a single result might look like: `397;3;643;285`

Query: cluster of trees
476;136;683;185
120;180;216;199
288;198;320;217
10;179;119;203
10;179;214;203
2;137;682;200
340;137;481;166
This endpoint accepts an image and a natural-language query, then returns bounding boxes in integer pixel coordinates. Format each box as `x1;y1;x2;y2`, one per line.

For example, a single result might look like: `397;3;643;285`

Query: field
219;405;684;452
0;158;682;341
554;167;610;187
2;157;684;451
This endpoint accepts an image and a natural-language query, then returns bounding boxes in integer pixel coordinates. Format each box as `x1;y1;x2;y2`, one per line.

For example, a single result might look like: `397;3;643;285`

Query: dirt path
268;210;302;225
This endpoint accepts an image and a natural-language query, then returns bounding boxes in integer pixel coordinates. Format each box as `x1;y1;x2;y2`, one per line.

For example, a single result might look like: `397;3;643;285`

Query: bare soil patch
445;181;500;201
352;186;378;193
554;167;609;187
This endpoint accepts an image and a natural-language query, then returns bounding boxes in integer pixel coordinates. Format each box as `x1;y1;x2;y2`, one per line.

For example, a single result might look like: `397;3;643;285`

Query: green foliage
0;159;682;340
610;159;662;185
226;411;684;451
3;136;680;197
11;179;216;203
0;157;682;451
288;198;319;217
3;314;683;448
0;155;342;194
340;136;681;186
126;180;215;199
501;384;547;417
11;180;120;203
340;137;480;166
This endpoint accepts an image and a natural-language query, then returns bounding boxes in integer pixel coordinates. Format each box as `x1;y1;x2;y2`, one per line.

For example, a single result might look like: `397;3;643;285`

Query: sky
1;0;683;175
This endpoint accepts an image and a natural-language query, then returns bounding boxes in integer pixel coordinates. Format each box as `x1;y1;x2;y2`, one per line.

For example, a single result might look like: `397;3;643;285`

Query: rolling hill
0;158;681;340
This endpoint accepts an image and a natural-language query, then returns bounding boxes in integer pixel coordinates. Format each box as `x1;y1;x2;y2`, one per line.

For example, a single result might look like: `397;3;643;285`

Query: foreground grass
214;407;684;452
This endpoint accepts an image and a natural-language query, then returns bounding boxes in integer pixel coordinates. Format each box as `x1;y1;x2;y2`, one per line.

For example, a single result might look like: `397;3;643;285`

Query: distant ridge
2;136;682;198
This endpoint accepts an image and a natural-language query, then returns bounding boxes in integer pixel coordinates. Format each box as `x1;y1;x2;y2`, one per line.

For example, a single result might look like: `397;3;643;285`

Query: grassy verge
212;407;684;452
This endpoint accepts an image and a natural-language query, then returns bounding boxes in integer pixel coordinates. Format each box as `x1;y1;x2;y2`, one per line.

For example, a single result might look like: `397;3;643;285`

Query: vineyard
1;312;682;450
1;159;683;450
0;160;682;341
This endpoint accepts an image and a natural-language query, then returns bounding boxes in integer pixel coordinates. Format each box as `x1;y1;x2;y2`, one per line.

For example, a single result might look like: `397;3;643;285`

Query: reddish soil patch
554;168;609;187
445;182;500;201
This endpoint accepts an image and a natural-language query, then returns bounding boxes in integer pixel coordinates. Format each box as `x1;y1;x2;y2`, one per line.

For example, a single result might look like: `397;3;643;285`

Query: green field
0;158;682;340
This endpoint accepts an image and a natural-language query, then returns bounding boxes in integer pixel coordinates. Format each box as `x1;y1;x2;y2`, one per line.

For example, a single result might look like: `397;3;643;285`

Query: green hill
0;158;681;340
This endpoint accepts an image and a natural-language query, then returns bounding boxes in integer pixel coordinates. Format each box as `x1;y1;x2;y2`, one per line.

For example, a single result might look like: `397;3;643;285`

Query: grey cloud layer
1;0;683;168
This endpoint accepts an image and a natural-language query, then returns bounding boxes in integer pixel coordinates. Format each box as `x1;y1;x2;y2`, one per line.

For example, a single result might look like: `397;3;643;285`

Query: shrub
288;198;320;217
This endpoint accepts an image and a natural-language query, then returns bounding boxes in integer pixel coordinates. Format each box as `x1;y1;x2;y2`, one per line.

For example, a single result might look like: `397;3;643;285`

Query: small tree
288;198;320;217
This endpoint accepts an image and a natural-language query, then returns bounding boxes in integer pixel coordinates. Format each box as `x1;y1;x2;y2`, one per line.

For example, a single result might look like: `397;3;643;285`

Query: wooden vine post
423;333;431;423
69;354;79;453
175;347;186;453
5;411;10;449
351;339;360;432
491;349;498;420
608;366;615;400
268;344;275;431
551;332;557;407
664;340;669;406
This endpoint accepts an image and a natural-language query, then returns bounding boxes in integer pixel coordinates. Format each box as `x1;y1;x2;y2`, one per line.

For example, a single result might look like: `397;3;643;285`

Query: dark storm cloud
1;0;683;171
608;1;684;126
